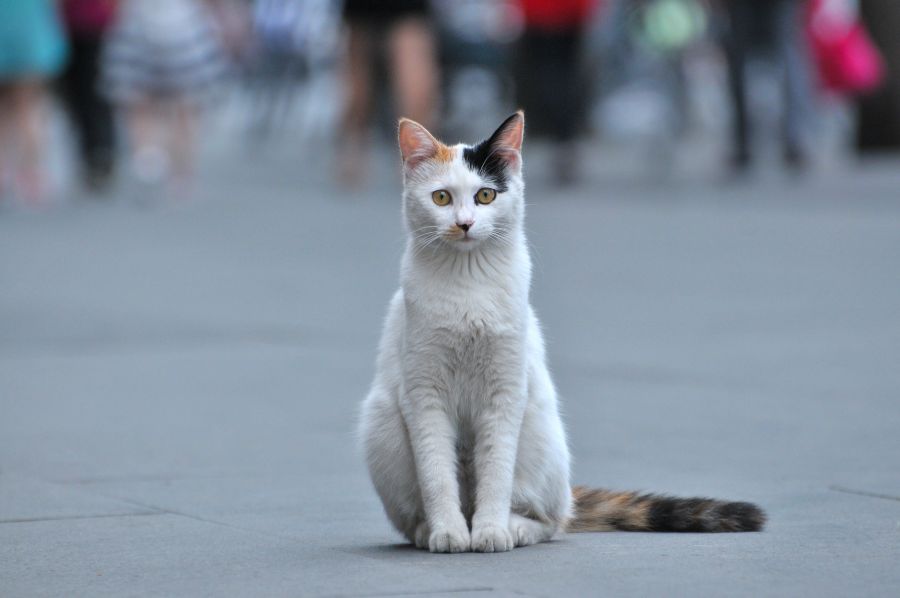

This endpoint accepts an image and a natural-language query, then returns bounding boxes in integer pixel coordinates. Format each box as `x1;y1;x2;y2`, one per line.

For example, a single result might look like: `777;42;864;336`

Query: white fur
360;121;572;553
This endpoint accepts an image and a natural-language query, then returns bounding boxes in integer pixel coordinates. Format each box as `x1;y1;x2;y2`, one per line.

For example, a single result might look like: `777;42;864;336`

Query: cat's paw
428;523;470;553
471;522;514;553
414;521;430;549
508;514;545;547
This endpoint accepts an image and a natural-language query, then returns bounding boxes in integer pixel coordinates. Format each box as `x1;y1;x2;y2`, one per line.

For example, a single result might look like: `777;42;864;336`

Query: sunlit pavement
2;134;899;596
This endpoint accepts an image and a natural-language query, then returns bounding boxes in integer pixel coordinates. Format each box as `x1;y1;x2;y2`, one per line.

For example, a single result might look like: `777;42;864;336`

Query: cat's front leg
470;387;527;553
399;388;470;553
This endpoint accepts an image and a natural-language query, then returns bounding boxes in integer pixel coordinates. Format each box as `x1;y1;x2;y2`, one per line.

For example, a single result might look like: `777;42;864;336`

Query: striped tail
567;486;766;533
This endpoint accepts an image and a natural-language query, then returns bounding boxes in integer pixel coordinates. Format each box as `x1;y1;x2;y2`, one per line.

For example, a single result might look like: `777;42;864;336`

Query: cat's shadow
344;540;561;560
341;543;434;561
366;543;418;554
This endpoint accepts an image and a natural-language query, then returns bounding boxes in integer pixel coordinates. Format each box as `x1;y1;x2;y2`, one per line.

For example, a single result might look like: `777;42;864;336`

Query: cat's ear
398;118;443;169
476;111;525;174
491;111;525;154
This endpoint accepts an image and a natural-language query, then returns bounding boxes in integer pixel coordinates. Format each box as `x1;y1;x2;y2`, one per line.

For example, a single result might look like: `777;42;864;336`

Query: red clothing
518;0;599;31
62;0;117;35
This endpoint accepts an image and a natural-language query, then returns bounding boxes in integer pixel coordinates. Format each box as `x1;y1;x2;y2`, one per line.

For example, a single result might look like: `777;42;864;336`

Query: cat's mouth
447;229;475;242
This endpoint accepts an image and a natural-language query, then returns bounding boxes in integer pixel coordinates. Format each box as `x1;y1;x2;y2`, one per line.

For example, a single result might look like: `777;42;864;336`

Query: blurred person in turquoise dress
0;0;68;204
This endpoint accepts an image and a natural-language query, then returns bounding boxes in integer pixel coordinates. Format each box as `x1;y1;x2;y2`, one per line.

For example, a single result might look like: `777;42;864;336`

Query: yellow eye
432;189;452;206
475;188;496;205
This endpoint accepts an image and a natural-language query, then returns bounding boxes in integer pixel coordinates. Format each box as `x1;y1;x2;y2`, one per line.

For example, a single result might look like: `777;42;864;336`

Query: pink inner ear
398;119;438;167
496;112;525;152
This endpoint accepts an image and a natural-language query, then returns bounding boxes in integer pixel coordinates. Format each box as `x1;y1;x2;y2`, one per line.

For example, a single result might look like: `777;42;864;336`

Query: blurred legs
338;23;374;185
388;17;438;129
0;81;50;203
172;101;197;185
337;15;439;186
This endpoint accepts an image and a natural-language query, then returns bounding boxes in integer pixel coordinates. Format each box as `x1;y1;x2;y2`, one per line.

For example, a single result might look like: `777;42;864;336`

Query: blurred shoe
16;169;50;208
129;146;170;206
84;152;116;194
132;146;170;187
729;149;752;174
85;169;114;194
784;146;808;173
336;143;367;189
554;143;579;187
0;168;11;205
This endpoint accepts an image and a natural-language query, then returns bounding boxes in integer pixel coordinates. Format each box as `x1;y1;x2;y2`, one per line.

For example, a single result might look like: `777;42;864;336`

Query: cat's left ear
398;118;444;170
486;111;525;173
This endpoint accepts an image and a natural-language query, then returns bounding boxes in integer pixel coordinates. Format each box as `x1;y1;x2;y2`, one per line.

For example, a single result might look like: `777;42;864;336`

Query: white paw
428;523;470;553
471;522;514;553
414;521;430;549
508;516;543;547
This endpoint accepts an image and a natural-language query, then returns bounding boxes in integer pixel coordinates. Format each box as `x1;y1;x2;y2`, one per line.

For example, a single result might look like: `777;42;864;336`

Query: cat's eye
432;190;452;206
475;188;496;205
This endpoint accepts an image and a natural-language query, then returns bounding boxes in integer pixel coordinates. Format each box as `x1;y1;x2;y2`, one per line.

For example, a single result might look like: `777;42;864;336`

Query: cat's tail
566;486;766;533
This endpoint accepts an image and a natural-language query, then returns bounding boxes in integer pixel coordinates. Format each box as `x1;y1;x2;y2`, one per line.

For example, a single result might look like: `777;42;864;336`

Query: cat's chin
449;236;481;251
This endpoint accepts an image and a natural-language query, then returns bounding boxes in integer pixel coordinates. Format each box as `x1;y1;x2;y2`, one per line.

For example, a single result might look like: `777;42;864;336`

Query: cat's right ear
398;118;441;170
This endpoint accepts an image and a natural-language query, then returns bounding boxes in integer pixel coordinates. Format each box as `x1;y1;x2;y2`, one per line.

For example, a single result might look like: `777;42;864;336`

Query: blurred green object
635;0;707;53
0;0;68;79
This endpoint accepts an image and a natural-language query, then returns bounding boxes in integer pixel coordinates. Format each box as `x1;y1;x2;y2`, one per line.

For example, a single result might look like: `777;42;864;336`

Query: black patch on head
462;113;521;193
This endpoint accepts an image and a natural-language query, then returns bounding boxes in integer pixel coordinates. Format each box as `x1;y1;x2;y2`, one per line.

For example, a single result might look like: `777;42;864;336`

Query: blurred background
2;2;900;594
0;0;897;202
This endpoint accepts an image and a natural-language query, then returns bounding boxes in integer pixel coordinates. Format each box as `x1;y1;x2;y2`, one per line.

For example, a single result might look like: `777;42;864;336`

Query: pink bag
808;0;885;95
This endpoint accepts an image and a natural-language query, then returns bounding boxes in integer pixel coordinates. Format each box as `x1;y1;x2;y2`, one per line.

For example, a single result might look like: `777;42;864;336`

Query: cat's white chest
402;283;526;418
407;288;523;341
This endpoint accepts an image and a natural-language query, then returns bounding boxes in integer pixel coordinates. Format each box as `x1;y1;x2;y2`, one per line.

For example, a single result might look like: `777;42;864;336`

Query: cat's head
398;112;525;252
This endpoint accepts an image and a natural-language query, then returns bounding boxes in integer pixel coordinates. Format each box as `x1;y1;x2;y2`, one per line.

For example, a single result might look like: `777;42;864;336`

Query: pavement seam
90;493;316;544
318;588;495;598
829;485;900;503
0;511;161;525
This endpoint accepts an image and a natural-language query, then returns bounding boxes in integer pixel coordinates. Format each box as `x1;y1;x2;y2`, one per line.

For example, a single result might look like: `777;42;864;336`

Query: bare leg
337;22;374;186
170;99;197;189
127;97;157;153
387;17;438;129
8;81;50;203
0;87;12;195
127;98;169;185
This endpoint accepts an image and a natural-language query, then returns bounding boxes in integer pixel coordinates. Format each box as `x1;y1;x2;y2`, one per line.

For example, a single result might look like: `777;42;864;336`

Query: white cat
359;112;765;553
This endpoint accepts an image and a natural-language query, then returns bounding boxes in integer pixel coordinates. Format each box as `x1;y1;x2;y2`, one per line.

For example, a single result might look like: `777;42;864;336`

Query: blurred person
596;0;707;173
102;0;228;196
514;0;600;185
339;0;439;186
719;0;815;172
0;0;68;205
60;0;119;193
856;0;900;151
247;0;338;140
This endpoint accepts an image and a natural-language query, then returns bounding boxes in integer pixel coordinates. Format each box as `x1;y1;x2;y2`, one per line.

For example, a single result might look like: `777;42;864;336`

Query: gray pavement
2;140;900;597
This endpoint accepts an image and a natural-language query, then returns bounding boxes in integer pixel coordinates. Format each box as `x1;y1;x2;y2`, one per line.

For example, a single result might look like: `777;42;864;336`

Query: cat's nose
458;223;470;232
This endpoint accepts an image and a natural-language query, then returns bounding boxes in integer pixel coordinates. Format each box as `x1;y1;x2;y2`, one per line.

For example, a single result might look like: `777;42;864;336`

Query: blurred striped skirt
102;0;227;104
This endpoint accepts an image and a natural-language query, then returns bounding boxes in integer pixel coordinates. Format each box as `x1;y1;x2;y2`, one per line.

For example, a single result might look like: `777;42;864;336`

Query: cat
359;112;766;553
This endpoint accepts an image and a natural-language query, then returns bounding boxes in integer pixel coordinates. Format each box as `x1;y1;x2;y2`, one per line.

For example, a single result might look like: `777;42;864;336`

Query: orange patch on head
435;143;454;163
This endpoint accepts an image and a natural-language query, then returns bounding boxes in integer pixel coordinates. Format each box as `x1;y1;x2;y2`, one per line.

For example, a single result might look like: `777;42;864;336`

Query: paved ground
2;135;899;597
